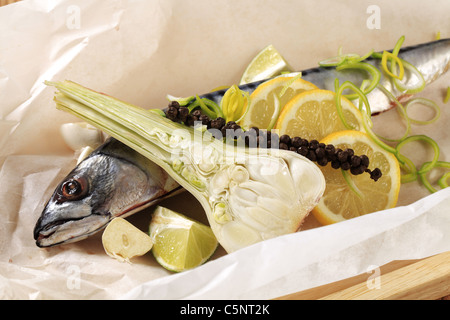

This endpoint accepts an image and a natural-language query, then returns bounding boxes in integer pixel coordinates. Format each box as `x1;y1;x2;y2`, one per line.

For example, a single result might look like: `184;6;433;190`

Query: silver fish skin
34;138;181;247
200;38;450;115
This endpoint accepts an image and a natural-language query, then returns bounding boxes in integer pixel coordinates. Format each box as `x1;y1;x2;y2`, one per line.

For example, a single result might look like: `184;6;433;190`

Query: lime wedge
240;44;293;85
149;206;218;272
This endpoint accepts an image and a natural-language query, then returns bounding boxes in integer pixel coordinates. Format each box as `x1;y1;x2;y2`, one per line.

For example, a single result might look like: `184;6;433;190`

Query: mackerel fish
34;38;449;247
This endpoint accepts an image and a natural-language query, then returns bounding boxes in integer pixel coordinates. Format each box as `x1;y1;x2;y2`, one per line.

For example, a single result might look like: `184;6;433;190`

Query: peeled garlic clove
76;146;94;164
60;122;104;151
102;218;153;263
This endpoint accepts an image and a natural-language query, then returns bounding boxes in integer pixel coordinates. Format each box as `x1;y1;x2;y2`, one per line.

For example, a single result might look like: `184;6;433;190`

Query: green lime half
149;206;218;272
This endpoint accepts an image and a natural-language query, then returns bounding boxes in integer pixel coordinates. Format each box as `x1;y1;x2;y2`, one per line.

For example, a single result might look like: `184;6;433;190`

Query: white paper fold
121;187;450;299
1;0;449;300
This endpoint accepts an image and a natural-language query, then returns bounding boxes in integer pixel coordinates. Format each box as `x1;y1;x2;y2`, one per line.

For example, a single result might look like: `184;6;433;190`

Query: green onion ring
335;80;398;155
334;79;359;130
341;169;364;199
395;135;440;175
336;62;381;100
279;72;303;97
381;51;405;80
418;161;450;193
438;172;450;189
404;98;441;125
392;35;405;56
396;153;418;183
235;91;251;123
189;95;222;119
375;84;411;143
393;58;426;94
444;87;450;103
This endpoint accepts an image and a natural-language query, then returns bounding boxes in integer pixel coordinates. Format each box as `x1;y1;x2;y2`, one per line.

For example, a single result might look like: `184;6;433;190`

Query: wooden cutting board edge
276;251;450;300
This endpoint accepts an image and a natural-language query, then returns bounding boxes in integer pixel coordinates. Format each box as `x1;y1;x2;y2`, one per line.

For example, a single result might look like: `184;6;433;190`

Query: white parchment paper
0;0;449;300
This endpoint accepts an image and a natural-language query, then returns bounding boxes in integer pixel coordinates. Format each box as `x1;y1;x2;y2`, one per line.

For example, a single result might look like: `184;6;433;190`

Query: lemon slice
239;76;318;130
149;206;218;272
275;89;364;141
240;44;293;85
312;130;401;225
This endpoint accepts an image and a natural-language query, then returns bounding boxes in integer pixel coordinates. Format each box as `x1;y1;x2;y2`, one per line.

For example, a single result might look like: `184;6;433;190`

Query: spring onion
267;93;281;131
341;169;364;199
188;95;223;119
324;36;448;194
444;87;450;103
318;48;374;67
392;58;426;94
375;84;411;143
438;172;450;189
278;72;303;97
404;98;441;125
418;161;450;193
333;79;441;186
371;43;426;95
397;135;441;175
334;80;400;156
47;80;326;254
336;62;381;100
381;51;405;80
220;85;249;123
166;94;195;106
436;31;441;40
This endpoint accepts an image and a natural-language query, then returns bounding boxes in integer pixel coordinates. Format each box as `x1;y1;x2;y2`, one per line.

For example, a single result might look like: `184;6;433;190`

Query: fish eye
62;179;83;197
55;176;88;203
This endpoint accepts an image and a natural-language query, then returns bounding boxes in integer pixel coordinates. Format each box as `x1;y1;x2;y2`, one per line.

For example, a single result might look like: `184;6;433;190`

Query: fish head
34;138;181;248
34;154;117;247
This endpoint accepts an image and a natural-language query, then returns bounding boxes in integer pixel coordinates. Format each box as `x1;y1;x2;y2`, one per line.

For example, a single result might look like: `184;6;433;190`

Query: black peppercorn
166;106;178;121
341;161;351;170
297;146;309;156
331;160;341;169
291;136;302;148
315;147;326;159
337;150;349;163
162;107;384;182
178;106;189;123
307;150;317;161
169;100;180;109
317;157;328;166
350;155;361;168
280;134;291;145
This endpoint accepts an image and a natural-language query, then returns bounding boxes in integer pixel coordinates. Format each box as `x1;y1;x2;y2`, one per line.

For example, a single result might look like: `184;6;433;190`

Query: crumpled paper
0;0;449;300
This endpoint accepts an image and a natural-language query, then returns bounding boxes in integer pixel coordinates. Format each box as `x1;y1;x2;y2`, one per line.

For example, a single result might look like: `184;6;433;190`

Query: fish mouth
34;214;111;248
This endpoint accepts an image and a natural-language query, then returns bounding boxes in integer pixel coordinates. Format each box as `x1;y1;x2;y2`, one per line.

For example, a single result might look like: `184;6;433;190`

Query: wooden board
0;0;20;6
276;251;450;300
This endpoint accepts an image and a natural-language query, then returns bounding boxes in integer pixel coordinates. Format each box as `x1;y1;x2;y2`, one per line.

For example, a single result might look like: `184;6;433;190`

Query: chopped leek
318;48;374;67
166;94;195;106
336;62;381;99
220;85;249;123
47;80;326;254
444;87;450;103
341;169;364;199
381;51;405;80
419;161;450;193
188;95;223;119
404;98;441;125
392;58;426;94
